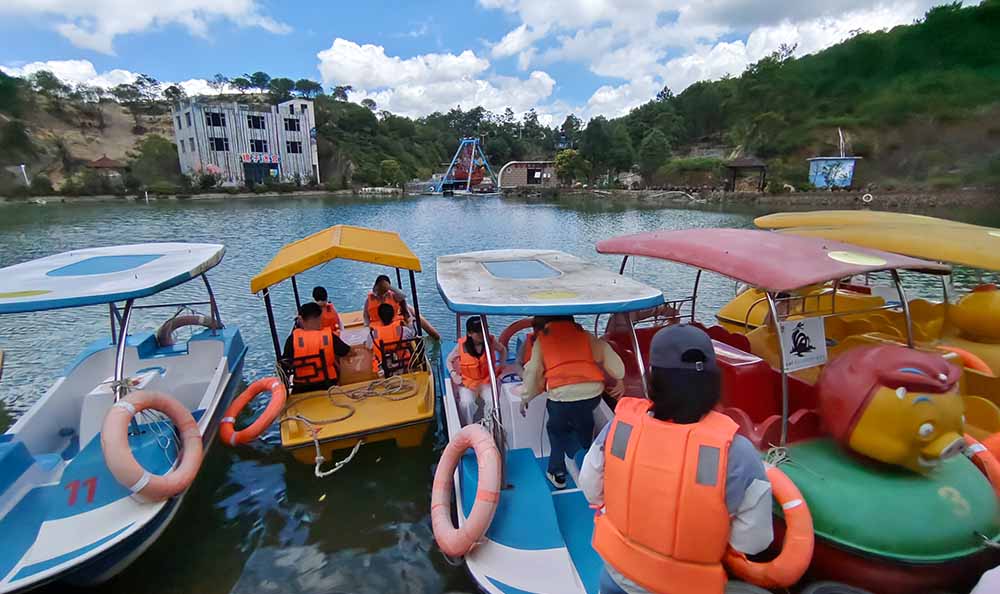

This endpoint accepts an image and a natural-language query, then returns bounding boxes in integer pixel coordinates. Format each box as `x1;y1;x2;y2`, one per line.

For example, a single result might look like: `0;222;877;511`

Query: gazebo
85;155;126;179
724;156;767;192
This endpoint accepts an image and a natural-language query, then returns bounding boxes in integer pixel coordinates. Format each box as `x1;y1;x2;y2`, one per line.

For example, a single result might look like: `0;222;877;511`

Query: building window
209;137;229;152
288;104;295;115
176;115;182;129
301;104;308;114
185;112;192;127
249;139;268;153
188;138;195;152
284;118;301;132
206;112;226;127
247;115;266;129
179;142;185;154
286;140;303;154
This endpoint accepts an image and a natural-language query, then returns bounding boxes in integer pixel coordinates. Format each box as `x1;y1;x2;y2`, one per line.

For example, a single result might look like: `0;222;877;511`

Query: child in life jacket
368;303;415;375
447;316;507;425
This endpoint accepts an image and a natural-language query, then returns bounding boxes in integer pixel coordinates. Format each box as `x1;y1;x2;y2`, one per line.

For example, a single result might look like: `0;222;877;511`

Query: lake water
0;195;994;594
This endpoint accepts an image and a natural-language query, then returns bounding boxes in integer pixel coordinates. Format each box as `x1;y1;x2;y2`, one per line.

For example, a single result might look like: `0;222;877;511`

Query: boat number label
65;477;98;506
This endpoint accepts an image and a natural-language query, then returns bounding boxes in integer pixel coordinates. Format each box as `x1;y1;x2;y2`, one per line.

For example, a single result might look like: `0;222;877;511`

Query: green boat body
779;438;1000;563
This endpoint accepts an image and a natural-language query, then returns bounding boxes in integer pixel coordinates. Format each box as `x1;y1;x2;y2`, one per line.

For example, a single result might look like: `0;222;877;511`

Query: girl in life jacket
447;316;507;426
368;303;415;375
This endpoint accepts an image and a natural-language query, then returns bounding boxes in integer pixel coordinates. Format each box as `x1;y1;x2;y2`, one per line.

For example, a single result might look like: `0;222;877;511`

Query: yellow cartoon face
849;384;965;474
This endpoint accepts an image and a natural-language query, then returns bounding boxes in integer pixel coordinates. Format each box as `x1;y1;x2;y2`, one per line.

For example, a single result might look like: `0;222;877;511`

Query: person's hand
450;372;462;385
609;379;625;399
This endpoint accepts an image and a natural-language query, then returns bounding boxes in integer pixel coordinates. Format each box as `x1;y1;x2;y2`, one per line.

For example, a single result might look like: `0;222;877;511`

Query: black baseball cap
649;324;718;374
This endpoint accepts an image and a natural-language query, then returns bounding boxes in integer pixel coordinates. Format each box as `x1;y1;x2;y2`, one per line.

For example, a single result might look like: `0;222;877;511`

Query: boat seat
0;441;33;495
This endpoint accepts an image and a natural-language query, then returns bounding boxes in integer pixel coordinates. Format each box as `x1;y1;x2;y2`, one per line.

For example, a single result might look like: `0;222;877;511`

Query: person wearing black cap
579;324;773;594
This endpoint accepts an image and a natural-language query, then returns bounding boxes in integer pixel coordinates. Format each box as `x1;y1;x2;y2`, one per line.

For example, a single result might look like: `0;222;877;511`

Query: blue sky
0;0;945;124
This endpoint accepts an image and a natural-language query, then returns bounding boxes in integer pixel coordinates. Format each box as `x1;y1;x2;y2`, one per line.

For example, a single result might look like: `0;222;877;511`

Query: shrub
147;181;180;195
29;174;53;195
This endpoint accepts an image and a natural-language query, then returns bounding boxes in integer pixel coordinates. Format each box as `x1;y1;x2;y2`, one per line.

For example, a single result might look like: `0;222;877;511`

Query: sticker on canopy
778;317;828;373
826;251;887;266
529;290;578;300
0;289;51;299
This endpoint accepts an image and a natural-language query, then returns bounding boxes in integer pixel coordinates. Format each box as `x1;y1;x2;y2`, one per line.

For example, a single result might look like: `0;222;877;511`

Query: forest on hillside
1;1;998;195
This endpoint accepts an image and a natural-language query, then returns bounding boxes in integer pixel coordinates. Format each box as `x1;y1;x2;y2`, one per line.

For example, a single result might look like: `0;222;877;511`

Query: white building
171;98;320;186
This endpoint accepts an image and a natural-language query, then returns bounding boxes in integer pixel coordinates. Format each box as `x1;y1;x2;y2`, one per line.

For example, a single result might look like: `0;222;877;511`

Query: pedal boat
597;228;1000;594
0;243;245;592
249;225;434;468
435;249;668;594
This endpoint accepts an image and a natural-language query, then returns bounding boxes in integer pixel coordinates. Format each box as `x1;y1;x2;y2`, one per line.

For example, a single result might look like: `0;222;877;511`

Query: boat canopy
596;228;950;294
251;225;421;293
755;212;1000;271
0;243;224;314
436;249;664;315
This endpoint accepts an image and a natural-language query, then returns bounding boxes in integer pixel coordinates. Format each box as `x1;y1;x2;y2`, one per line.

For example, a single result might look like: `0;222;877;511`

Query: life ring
431;423;501;556
937;345;994;375
724;465;814;588
101;390;204;502
498;318;534;353
964;434;1000;500
219;377;287;446
156;314;220;347
862;193;874;204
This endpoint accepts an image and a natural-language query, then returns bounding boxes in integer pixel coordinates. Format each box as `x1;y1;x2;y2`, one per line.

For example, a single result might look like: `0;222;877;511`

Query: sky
0;0;949;125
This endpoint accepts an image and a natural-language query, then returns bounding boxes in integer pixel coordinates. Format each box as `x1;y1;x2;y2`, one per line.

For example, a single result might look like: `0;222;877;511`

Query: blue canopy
0;243;225;314
436;249;664;316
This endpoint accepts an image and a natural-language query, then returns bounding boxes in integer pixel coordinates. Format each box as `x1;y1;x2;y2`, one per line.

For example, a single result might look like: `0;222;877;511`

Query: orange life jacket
320;302;341;335
593;397;738;594
458;336;491;389
520;332;536;365
366;290;402;324
537;321;604;390
291;328;338;386
371;320;410;372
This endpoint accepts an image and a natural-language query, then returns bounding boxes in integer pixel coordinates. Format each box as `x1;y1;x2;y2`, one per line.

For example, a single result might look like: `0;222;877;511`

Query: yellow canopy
755;210;977;230
251;225;422;293
774;224;1000;271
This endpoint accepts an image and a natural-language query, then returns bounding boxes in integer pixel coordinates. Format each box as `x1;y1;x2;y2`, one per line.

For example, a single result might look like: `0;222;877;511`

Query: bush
196;172;221;191
147;181;180;195
29;174;53;195
324;179;342;192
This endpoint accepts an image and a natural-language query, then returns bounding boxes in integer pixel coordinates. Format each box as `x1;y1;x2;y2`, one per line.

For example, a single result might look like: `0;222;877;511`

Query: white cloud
0;0;290;54
315;38;557;120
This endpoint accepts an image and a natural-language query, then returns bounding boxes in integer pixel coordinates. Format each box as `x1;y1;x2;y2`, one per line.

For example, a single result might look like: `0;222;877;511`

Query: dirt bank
0;189;391;206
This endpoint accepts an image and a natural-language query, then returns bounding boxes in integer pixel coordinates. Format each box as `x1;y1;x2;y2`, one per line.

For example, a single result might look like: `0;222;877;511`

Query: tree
607;123;635;175
231;77;253;94
110;83;141;108
294;79;323;97
163;84;187;103
128;134;181;187
208;73;229;93
559;114;582;147
361;98;377;111
28;70;70;97
655;86;675;102
379;159;403;186
521;108;544;142
268;77;296;103
331;85;353;101
554;149;591;184
580;116;612;174
72;83;102;103
245;71;272;92
638;129;672;180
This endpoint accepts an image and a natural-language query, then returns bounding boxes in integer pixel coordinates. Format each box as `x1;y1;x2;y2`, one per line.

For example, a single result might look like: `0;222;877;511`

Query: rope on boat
314;438;364;478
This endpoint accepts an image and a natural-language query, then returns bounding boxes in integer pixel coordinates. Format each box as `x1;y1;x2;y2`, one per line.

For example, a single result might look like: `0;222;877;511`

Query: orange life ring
101;390;204;502
219;377;287;446
498;318;533;353
964;434;1000;500
431;423;501;556
724;465;814;588
937;345;994;376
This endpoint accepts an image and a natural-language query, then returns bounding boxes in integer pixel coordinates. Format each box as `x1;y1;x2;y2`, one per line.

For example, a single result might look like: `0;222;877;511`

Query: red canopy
595;228;950;293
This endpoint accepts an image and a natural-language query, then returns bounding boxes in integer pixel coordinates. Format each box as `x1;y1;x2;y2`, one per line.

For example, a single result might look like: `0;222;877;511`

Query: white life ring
101;391;204;502
861;193;874;204
431;423;501;556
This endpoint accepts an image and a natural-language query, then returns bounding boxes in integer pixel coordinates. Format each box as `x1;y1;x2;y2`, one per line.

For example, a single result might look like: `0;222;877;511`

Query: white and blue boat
435;249;664;594
0;243;246;592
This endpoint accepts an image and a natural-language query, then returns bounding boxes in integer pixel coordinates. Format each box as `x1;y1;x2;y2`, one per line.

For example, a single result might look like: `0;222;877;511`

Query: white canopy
436;249;663;315
0;243;225;314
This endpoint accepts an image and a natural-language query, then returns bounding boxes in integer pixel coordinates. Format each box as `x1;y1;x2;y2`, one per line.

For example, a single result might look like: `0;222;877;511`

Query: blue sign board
808;157;861;189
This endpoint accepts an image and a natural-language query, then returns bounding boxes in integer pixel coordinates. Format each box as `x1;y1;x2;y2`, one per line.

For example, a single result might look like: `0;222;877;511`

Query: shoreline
2;187;997;212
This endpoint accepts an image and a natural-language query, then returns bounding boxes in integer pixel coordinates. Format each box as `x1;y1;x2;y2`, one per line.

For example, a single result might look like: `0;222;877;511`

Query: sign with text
778;317;828;373
240;153;280;164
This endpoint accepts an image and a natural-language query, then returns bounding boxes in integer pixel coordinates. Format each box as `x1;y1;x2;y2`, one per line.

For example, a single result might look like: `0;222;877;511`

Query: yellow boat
722;211;1000;437
250;225;435;468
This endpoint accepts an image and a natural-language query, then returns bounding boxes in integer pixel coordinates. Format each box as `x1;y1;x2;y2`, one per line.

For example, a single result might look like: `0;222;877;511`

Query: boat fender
156;314;221;347
498;318;534;353
724;465;814;588
101;390;204;502
431;423;501;556
219;377;287;446
937;345;994;376
964;434;1000;500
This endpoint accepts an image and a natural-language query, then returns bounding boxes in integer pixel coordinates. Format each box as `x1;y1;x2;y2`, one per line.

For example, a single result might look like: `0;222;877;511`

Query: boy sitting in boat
312;286;342;335
282;302;352;393
447;316;506;425
368;303;415;376
579;324;773;594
